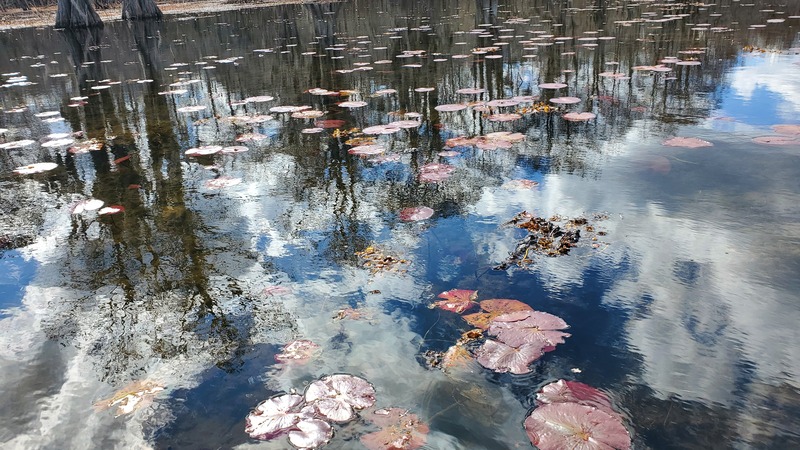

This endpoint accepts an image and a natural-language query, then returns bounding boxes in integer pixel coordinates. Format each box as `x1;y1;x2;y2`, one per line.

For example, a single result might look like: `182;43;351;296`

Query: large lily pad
360;408;429;450
475;338;544;374
462;299;533;329
305;374;376;422
487;310;570;349
245;393;307;440
524;403;631;450
431;289;478;314
288;418;334;449
536;380;614;415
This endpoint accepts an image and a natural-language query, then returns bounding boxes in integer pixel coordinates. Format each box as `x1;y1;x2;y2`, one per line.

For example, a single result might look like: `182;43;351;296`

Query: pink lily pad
185;145;223;157
486;99;520;108
550;96;581;105
432;289;478;314
304;374;376;423
539;83;568;89
98;205;125;215
360;408;429;450
563;112;596;121
434;104;467;112
245;393;306;440
349;145;386;156
244;95;275;103
339;101;368;108
288;418;333;449
419;163;456;183
487;310;571;349
315;119;347;129
72;198;105;214
363;124;402;135
751;135;799;146
177;105;206;113
12;162;58;174
275;339;320;363
399;206;434;222
488;113;522;122
524;403;631;450
475;338;545;374
772;124;800;135
662;137;713;148
536;380;615;415
456;87;486;95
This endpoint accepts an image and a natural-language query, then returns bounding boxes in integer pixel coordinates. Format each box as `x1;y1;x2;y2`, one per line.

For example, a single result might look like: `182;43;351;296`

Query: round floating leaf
315;119;347;129
13;162;58;174
456;87;486;95
662;137;713;148
363;124;402;135
185;145;223;156
539;83;568;89
550;96;581;105
488;113;522;122
98;205;125;215
360;408;429;450
419;163;456;183
751;135;799;146
72;198;104;214
94;379;165;418
349;145;385;156
463;299;533;329
432;289;478;314
305;374;376;423
487;310;571;349
772;124;800;135
288;419;333;449
205;177;242;189
176;105;206;113
434;103;467;112
475;338;544;374
399;206;434;222
244;95;275;103
245;393;306;440
563;112;596;122
524;403;631;450
339;101;368;108
275;339;320;363
486;99;520;108
536;380;615;415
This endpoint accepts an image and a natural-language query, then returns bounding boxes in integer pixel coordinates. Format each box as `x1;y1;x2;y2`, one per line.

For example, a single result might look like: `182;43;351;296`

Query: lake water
1;0;799;448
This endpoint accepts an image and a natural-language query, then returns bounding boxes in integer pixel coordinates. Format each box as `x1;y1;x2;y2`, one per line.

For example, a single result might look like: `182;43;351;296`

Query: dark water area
1;0;800;448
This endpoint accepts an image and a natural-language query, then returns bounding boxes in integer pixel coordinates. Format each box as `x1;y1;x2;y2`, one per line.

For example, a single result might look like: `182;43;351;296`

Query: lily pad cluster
525;380;632;450
429;293;570;375
496;212;608;269
246;374;428;449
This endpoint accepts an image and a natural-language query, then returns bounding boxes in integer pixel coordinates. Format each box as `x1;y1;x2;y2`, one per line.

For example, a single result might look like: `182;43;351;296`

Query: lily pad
288;418;334;449
305;374;376;422
94;379;165;417
524;403;631;450
431;289;478;314
536;379;615;415
475;338;545;374
275;339;320;363
463;299;533;329
12;162;58;175
399;206;434;222
245;393;307;440
487;310;571;349
662;137;713;148
360;408;429;450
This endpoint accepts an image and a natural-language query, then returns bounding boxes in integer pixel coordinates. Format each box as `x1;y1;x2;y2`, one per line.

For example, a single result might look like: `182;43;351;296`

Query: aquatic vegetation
12;162;58;175
94;380;165;418
662;137;713;148
275;339;320;363
304;374;376;422
524;403;631;450
399;206;434;222
355;245;410;273
431;289;478;314
360;408;429;450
